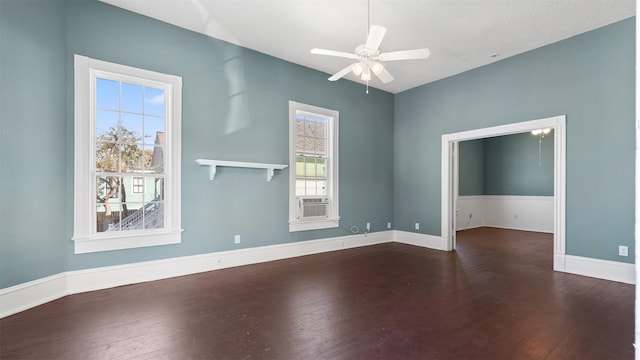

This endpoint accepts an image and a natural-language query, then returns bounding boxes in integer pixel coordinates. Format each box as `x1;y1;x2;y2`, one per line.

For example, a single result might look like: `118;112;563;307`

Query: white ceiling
100;0;635;94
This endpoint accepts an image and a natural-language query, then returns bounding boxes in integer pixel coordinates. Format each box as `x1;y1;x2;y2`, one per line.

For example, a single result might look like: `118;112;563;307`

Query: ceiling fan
311;24;430;91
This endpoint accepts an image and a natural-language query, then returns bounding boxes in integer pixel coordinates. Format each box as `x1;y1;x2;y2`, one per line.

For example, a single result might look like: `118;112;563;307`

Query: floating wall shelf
196;159;288;182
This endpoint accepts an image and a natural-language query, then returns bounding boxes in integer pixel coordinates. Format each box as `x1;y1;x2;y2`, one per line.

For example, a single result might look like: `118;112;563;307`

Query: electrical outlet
387;222;391;229
415;223;420;230
619;245;628;257
366;222;371;232
234;235;241;244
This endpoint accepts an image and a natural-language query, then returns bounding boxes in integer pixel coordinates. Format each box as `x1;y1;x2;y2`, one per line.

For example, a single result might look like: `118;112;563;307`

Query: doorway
441;115;566;271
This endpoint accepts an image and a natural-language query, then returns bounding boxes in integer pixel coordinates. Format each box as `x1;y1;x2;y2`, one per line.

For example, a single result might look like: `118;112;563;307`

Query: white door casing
441;115;566;270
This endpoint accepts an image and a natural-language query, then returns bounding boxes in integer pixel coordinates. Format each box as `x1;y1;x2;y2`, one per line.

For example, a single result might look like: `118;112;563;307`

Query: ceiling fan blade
365;25;387;51
375;67;394;84
379;48;430;61
328;64;355;81
311;48;358;59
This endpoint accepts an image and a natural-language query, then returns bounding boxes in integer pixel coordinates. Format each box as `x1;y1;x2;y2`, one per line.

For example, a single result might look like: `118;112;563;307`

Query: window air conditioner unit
300;197;329;219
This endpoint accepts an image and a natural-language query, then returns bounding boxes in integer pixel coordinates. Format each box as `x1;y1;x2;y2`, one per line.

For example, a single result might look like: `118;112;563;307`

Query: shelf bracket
208;164;217;180
266;168;275;182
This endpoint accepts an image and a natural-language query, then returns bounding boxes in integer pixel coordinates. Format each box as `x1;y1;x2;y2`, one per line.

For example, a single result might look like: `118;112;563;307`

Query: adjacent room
0;0;636;358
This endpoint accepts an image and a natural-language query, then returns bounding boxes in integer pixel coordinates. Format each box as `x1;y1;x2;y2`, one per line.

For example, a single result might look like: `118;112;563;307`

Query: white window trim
289;101;339;232
73;54;182;254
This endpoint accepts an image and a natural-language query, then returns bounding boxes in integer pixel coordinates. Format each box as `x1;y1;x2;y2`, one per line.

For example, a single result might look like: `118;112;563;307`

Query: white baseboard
560;255;635;284
1;231;392;318
2;231;634;318
393;230;448;250
0;274;67;319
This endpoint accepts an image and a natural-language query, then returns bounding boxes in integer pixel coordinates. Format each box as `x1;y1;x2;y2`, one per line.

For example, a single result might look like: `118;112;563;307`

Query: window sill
72;229;183;254
289;218;339;232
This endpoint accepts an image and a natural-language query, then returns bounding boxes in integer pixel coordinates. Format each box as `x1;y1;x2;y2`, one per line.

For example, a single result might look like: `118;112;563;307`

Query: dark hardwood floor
0;227;634;359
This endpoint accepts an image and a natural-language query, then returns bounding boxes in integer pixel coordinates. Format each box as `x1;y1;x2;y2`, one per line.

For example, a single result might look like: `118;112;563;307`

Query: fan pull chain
366;80;369;94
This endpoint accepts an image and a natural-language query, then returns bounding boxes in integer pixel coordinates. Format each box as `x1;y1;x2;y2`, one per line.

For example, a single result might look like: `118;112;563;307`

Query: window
289;101;339;232
73;55;182;254
132;177;144;193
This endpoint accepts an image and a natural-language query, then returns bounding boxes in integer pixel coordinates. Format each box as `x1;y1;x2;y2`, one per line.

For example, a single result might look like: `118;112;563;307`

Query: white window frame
73;54;182;254
289;101;339;232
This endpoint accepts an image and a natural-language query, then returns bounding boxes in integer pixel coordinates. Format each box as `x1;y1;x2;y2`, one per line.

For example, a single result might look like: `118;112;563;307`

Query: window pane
296;157;305;177
296;179;306;196
96;204;108;232
304;180;318;195
315;124;326;157
120;176;141;203
145;87;165;116
96;204;122;232
96;175;123;233
121;143;144;172
316;159;326;178
121;113;143;144
96;78;119;110
121;83;143;114
143;116;165;146
95;144;120;172
148;145;165;173
295;121;306;154
96;110;119;140
97;176;121;200
304;119;316;137
317;180;327;196
144;202;164;229
119;202;143;230
142;145;154;172
148;177;164;201
316;120;326;140
307;158;317;177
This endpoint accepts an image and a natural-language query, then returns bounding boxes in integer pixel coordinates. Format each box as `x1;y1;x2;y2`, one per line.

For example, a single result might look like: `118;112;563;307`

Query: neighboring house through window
289;101;339;232
73;55;182;254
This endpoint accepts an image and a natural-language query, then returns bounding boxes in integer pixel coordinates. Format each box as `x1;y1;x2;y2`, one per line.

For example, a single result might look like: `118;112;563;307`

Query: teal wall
484;132;554;196
0;1;635;289
1;0;68;289
395;18;635;263
459;132;554;196
0;0;395;288
458;139;485;196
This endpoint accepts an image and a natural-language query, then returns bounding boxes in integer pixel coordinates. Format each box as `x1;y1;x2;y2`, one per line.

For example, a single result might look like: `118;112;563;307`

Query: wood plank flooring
0;227;634;359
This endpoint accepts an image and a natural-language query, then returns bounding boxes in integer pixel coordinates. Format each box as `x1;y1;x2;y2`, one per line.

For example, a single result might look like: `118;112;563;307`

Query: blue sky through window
95;78;165;146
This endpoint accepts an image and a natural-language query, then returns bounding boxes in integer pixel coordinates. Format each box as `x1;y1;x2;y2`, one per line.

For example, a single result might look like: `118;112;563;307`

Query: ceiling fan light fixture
361;67;371;81
309;2;430;92
352;62;364;76
371;62;384;75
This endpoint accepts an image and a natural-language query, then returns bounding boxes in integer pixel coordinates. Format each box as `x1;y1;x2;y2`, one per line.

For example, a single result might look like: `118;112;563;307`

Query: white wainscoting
457;195;554;233
456;196;486;230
